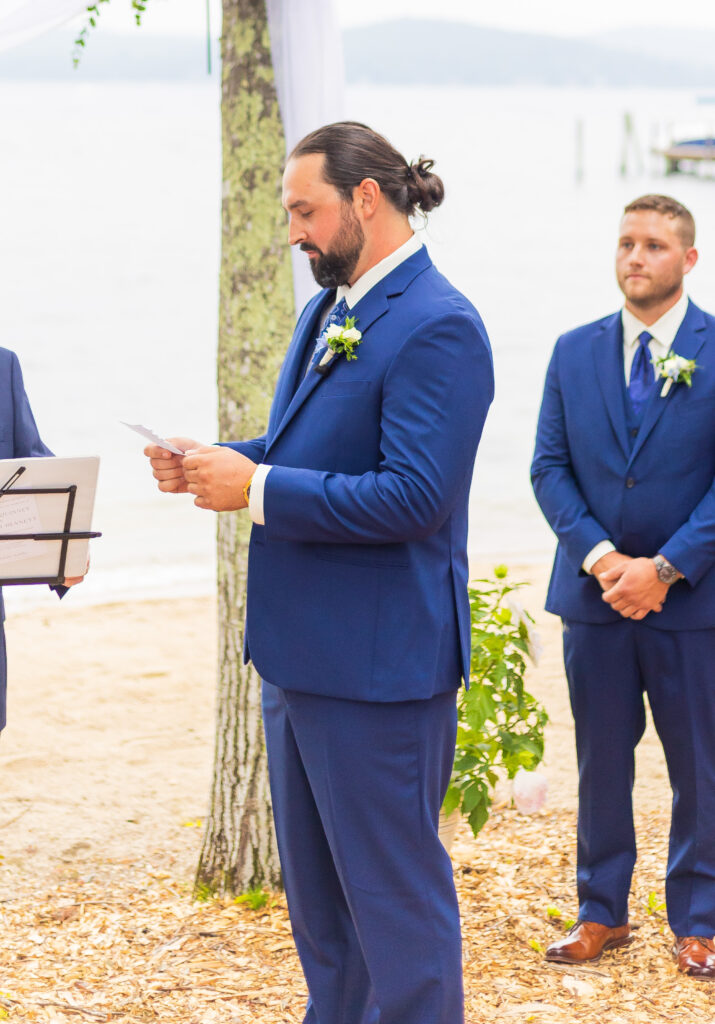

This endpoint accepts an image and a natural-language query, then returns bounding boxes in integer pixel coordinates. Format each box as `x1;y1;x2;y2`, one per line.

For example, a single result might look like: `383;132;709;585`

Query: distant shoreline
2;21;715;87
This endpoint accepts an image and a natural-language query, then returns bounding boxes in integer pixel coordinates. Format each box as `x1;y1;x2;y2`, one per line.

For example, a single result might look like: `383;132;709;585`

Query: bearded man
145;122;494;1023
532;194;715;979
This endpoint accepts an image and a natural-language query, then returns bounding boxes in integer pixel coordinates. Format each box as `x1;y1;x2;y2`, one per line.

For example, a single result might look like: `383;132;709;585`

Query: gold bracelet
242;474;254;506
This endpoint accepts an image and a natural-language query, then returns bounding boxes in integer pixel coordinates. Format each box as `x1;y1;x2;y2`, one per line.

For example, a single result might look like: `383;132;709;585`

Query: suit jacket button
630;428;638;438
626;477;635;488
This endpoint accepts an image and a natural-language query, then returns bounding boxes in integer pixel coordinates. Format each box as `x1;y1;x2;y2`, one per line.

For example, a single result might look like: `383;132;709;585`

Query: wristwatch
652;554;682;585
242;475;253;507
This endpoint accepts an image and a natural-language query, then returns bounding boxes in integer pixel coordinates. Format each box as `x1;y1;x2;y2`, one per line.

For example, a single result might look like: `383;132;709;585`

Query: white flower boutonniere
315;316;363;375
652;350;698;397
325;316;362;360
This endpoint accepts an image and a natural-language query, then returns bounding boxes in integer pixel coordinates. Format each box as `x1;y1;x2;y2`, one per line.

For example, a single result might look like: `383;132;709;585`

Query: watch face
655;558;678;584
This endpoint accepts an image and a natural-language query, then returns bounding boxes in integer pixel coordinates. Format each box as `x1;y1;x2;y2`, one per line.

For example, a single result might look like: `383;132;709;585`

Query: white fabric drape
0;0;88;53
266;0;345;312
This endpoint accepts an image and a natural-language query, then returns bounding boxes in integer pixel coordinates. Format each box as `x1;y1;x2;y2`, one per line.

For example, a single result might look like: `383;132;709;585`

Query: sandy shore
0;564;670;897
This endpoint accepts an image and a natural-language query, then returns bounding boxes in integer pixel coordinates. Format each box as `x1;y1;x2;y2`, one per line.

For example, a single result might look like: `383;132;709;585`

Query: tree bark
195;0;294;896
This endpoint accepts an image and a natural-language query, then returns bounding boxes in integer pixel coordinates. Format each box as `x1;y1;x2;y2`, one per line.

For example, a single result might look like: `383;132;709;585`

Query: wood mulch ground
2;805;713;1024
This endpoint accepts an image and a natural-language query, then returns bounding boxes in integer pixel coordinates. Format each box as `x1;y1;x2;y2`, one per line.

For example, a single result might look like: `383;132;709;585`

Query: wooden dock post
620;112;644;177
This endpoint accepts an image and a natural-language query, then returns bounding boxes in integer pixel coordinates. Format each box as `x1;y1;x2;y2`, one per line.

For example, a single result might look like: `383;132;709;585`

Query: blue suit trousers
262;682;463;1024
563;620;715;936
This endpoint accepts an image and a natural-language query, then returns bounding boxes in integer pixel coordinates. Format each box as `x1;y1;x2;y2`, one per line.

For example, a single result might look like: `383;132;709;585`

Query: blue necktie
628;331;655;419
305;297;350;377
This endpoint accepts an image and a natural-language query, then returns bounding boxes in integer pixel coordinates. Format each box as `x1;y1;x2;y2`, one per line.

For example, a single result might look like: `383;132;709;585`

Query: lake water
2;79;715;611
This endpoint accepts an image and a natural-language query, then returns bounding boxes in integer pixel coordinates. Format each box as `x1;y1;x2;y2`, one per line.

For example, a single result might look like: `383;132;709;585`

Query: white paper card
121;422;186;456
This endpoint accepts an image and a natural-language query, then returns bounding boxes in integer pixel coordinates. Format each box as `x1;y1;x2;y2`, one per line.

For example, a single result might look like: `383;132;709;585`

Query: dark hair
290;121;444;217
623;194;696;247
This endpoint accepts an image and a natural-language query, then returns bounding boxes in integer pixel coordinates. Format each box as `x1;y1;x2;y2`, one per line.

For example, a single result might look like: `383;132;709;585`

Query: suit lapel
267;289;331;442
628;300;708;465
593;313;630;460
266;248;431;453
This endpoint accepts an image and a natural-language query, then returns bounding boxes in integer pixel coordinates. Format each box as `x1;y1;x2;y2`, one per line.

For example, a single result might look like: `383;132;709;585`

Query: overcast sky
79;0;715;37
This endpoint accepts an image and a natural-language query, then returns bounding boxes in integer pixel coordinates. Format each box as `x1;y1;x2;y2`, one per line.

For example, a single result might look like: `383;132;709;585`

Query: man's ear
353;177;380;219
683;247;698;276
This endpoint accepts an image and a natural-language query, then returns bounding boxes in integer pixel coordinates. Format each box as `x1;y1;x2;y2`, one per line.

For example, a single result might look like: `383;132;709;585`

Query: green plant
193;881;218;903
546;906;575;929
235;887;269;911
645;891;666;917
442;567;548;837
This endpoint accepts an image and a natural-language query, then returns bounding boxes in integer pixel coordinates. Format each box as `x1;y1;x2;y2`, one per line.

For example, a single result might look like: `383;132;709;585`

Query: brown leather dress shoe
673;936;715;979
545;920;632;963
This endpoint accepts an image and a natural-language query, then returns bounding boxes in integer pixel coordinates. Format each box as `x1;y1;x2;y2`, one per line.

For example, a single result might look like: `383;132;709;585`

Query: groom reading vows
145;122;494;1023
532;195;715;979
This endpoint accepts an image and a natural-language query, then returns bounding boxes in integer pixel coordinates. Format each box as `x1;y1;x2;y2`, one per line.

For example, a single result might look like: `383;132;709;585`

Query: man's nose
287;218;306;247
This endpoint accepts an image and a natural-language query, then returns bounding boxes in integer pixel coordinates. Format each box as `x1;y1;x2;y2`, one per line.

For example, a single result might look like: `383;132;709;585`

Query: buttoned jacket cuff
248;463;271;525
582;540;616;574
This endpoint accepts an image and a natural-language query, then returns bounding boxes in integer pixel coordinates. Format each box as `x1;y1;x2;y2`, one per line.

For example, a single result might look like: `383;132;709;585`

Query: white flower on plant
504;594;543;667
512;766;548;815
325;323;344;339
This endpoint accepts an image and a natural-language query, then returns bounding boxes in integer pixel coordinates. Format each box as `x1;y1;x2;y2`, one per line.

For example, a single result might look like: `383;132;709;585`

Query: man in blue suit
146;122;494;1023
0;349;84;734
532;194;715;978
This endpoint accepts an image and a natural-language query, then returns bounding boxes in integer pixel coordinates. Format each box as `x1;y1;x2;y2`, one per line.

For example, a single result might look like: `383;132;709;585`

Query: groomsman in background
532;195;715;978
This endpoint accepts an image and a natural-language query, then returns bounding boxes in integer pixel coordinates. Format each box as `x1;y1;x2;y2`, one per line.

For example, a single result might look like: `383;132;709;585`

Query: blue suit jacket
225;247;494;701
0;347;52;729
0;347;52;621
531;299;715;629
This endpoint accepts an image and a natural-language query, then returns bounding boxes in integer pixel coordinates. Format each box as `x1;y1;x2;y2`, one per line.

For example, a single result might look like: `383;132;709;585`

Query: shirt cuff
583;540;616;574
248;463;271;525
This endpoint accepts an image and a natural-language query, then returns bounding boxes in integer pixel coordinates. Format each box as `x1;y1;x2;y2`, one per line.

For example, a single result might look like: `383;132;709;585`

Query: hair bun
406;156;445;214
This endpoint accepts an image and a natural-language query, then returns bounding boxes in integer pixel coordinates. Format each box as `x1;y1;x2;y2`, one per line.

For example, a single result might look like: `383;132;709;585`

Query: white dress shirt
248;234;424;525
583;291;690;574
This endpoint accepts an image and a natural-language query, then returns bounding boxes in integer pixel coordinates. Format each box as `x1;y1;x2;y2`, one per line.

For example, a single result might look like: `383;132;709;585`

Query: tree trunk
195;0;294;896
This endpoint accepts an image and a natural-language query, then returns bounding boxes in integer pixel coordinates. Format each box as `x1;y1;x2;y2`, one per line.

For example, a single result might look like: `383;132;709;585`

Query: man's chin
309;261;350;290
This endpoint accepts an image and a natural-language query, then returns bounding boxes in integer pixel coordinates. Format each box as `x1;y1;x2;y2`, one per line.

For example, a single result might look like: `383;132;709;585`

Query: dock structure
653;138;715;175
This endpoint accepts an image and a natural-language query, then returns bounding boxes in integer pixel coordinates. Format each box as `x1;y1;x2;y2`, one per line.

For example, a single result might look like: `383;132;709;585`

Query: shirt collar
621;291;689;354
336;233;423;309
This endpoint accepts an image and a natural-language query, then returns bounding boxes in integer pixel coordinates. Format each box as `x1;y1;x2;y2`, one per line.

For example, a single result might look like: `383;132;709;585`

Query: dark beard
302;207;365;288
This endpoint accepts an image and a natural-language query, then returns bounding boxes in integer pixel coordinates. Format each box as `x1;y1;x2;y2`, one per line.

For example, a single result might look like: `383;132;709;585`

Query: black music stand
0;466;101;586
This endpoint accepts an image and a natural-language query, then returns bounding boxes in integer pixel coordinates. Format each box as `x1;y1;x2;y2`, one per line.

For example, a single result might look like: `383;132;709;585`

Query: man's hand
144;436;201;494
182;445;257;511
599;556;668;620
63;555;90;587
590;551;633;591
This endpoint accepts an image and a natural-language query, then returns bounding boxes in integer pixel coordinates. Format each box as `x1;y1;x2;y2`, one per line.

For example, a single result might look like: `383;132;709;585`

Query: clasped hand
144;437;257;512
593;552;668;620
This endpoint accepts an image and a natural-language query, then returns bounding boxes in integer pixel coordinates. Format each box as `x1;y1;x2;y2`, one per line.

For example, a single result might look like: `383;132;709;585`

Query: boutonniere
315;316;363;375
652;350;698;397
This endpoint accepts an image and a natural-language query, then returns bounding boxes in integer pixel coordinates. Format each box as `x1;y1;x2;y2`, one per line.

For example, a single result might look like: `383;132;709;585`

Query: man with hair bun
145;121;494;1022
532;194;715;978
